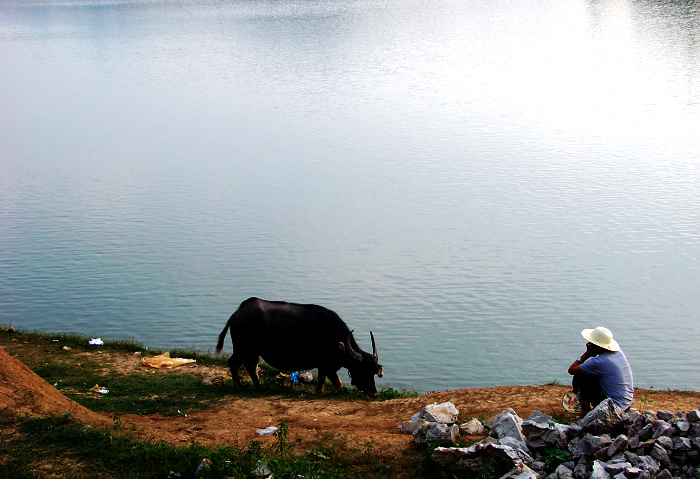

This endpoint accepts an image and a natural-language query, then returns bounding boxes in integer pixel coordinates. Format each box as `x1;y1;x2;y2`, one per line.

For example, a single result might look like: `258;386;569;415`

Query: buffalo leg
227;352;245;383
316;369;344;393
243;356;261;386
327;371;344;389
316;371;327;394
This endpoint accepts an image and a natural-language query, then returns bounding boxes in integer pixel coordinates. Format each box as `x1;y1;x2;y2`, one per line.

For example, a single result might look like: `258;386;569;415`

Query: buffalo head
339;331;384;395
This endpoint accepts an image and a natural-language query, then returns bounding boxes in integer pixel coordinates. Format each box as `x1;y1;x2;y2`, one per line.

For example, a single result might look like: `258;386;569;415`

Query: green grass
0;411;432;479
52;369;233;416
0;412;356;479
0;327;223;366
0;327;419;417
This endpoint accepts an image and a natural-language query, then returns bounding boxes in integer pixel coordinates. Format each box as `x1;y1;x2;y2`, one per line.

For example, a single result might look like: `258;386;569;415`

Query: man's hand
585;342;601;358
568;343;597;375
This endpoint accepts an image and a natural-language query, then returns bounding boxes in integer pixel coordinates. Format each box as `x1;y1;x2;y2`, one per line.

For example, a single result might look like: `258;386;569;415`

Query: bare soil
2;343;699;458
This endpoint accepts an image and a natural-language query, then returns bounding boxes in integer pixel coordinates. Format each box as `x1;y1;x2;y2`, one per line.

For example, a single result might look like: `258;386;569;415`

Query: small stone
604;462;632;475
652;421;673;439
421;402;459;424
656;411;674;422
690;423;700;438
566;423;584;441
651;443;671;467
489;409;527;451
569;433;612;457
499;436;530;453
641;439;656;452
607;453;627;464
626;411;646;437
624;451;639;464
430;446;471;467
551;464;573;479
460;418;486;435
432;442;535;474
196;459;211;476
607;435;629;457
672;436;692;451
579;400;625;435
573;456;590;479
590;460;611;479
686;409;700;422
398;419;427;435
656;436;673;450
414;422;459;446
639;424;654;441
202;376;227;386
674;419;691;436
253;461;272;477
527;411;554;423
522;418;568;449
636;455;661;475
656;469;673;479
499;462;539;479
594;448;609;461
628;435;640;449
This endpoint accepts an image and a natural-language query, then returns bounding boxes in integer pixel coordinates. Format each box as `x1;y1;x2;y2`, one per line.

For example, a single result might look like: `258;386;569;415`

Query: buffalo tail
215;314;233;354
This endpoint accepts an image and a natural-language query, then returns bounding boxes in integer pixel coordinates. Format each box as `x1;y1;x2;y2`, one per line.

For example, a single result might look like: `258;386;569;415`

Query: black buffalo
216;297;383;394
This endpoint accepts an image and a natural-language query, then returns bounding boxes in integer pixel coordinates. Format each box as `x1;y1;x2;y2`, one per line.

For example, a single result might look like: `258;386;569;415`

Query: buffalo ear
377;365;384;378
338;342;345;352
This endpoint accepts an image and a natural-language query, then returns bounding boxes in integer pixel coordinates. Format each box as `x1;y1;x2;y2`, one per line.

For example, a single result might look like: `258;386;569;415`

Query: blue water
1;0;698;393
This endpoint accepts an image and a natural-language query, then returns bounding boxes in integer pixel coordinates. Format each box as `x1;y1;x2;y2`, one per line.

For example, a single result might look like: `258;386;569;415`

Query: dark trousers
572;374;607;408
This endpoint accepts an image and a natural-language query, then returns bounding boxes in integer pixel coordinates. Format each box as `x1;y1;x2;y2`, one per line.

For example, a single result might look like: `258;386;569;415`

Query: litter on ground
140;351;196;369
90;384;109;394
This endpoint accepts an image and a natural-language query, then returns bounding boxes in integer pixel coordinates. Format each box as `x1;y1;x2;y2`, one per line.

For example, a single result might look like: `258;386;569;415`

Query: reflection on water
0;0;698;392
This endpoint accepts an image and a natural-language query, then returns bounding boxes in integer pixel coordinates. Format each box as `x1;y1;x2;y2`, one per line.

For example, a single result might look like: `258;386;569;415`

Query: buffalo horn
344;332;362;361
370;331;378;361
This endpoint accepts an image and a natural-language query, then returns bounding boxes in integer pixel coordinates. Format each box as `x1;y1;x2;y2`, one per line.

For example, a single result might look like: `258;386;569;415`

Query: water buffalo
216;297;384;394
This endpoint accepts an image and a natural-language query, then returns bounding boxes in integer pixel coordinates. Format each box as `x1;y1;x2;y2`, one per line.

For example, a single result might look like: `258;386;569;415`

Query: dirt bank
2;343;699;456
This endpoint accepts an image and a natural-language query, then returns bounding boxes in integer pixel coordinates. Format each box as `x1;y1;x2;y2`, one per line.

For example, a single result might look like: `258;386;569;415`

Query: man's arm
568;342;599;375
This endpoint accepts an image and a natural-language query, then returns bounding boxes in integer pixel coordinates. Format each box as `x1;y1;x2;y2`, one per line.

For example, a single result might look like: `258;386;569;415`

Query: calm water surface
1;0;698;393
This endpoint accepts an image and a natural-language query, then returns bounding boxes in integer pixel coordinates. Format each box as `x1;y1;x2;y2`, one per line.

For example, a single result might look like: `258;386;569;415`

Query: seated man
568;326;634;417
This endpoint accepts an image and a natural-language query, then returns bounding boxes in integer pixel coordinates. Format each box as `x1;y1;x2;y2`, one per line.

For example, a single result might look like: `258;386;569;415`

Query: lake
1;0;698;393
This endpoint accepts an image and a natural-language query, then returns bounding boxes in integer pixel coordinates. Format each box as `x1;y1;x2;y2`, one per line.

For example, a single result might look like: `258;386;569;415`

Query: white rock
460;418;486;435
414;422;460;446
499;462;539;479
398;419;427;435
591;460;612;479
421;402;459;424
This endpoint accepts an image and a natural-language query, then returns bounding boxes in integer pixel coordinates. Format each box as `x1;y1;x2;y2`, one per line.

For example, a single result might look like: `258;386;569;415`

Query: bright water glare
1;0;698;393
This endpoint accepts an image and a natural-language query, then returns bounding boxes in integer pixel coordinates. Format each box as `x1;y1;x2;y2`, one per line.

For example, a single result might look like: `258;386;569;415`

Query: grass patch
0;412;354;479
56;371;233;416
0;327;419;417
0;412;431;479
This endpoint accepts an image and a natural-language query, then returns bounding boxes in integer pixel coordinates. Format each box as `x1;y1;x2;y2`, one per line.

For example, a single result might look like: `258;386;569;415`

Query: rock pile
398;402;462;446
402;399;700;479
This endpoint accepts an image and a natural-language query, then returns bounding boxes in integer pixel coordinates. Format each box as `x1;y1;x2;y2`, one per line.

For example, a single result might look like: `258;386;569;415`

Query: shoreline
3;326;697;397
2;329;700;478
